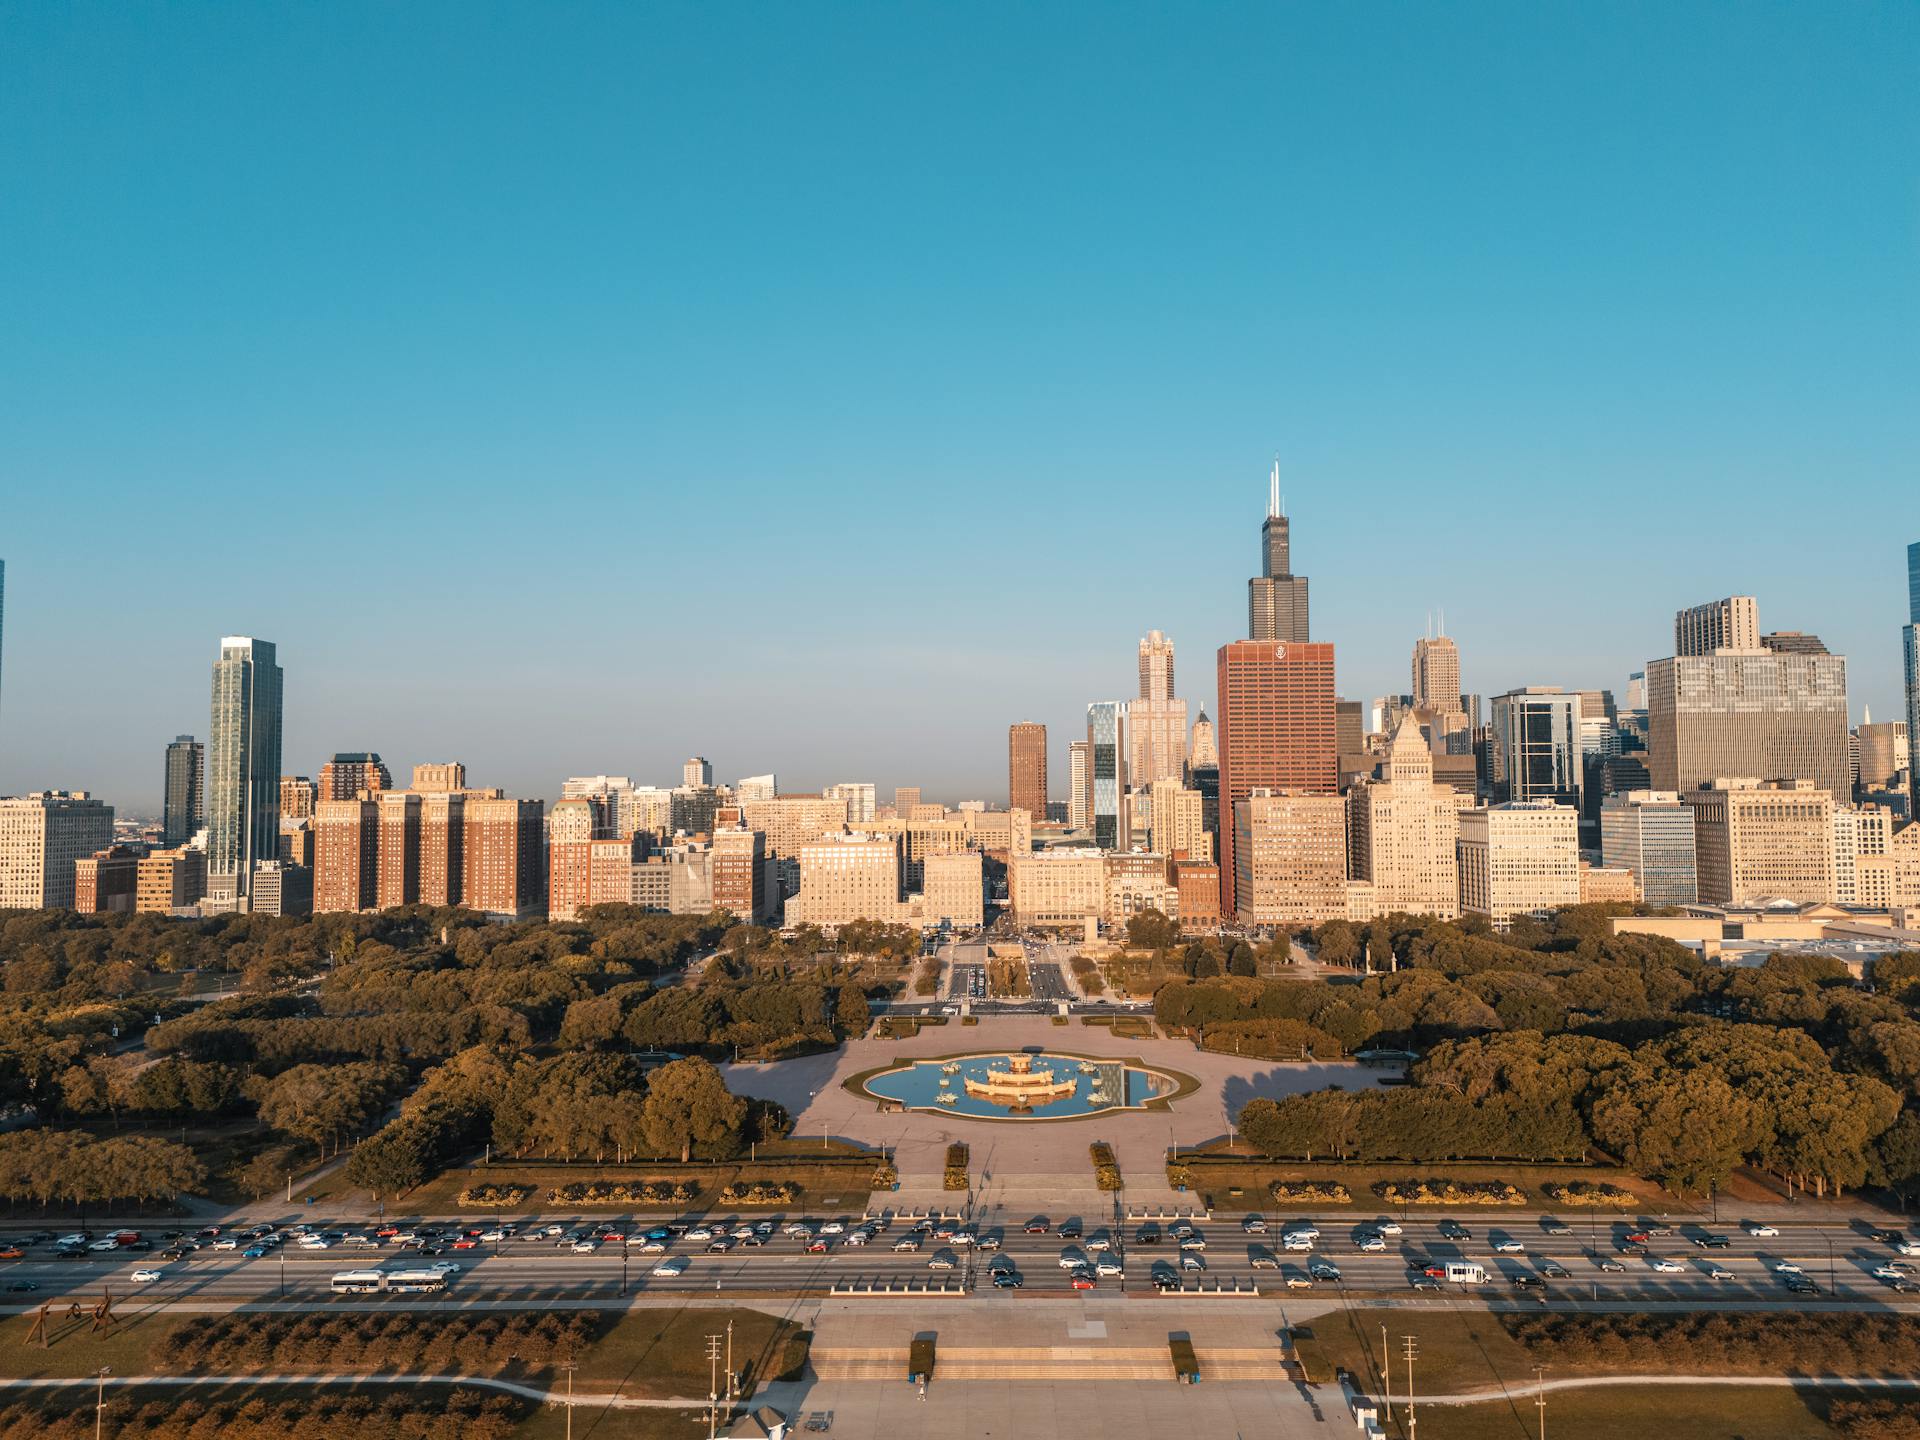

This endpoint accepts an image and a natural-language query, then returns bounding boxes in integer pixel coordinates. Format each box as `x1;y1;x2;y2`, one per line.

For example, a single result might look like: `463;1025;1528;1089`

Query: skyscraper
319;753;392;801
1599;790;1698;907
1411;634;1463;715
1215;639;1338;916
1086;702;1127;850
1128;630;1188;786
1645;647;1849;803
1488;687;1581;808
1907;541;1920;820
683;757;713;789
206;637;284;907
1347;716;1463;919
0;558;6;737
0;791;114;910
1675;596;1761;657
1068;741;1091;830
1247;460;1310;643
1008;722;1048;820
162;735;205;847
1189;710;1217;770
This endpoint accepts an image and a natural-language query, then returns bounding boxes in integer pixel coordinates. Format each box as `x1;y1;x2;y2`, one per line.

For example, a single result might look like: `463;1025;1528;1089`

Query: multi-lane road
5;1211;1916;1308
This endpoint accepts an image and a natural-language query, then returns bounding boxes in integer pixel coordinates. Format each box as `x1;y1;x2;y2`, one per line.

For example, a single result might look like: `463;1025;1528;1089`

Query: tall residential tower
206;636;284;908
162;735;204;847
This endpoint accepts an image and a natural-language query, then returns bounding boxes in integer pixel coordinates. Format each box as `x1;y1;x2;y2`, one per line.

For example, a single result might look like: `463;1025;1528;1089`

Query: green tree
639;1057;747;1162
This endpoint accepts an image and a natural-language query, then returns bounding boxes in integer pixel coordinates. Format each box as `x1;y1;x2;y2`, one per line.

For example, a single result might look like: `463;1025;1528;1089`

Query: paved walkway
722;1016;1394;1202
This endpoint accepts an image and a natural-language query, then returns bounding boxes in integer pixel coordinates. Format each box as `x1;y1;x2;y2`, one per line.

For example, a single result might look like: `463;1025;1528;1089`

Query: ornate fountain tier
962;1052;1077;1104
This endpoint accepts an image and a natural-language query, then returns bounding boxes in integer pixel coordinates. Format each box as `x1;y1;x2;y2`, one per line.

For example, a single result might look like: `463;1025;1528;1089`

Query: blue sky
3;3;1916;811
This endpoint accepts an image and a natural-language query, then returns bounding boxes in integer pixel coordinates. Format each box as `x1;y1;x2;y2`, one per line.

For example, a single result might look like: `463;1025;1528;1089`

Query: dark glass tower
163;734;204;847
1248;460;1309;643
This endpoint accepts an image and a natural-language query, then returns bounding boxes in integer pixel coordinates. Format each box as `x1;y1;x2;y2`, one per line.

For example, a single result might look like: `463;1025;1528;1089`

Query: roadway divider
1139;1279;1260;1298
868;1208;965;1226
1125;1206;1212;1223
829;1279;969;1297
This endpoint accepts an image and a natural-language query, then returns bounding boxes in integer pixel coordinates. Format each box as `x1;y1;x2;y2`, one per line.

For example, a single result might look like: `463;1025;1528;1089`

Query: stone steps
809;1344;1280;1381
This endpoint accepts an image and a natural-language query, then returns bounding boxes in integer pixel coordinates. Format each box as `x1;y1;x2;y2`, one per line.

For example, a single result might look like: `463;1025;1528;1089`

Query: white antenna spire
1438;606;1445;637
1268;456;1281;519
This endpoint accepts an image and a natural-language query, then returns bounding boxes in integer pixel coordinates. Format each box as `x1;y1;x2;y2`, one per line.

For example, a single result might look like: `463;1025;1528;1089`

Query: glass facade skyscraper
1086;701;1125;851
207;637;283;905
162;734;204;848
1489;688;1581;809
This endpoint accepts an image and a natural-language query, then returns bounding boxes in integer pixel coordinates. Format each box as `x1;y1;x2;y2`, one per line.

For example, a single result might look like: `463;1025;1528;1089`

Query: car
1152;1273;1180;1292
1095;1258;1123;1277
1356;1234;1387;1253
87;1239;121;1252
1179;1237;1207;1252
1744;1223;1779;1238
1070;1275;1096;1290
1894;1280;1920;1295
805;1239;829;1254
1542;1220;1572;1237
1134;1228;1161;1245
1691;1234;1730;1248
686;1227;714;1243
1596;1257;1625;1273
1540;1260;1569;1278
1285;1276;1314;1290
1283;1234;1316;1252
1896;1241;1920;1258
932;1225;955;1241
428;1261;461;1274
1250;1250;1279;1270
1493;1239;1526;1253
1170;1223;1196;1239
1025;1219;1050;1234
1085;1234;1109;1253
844;1231;869;1248
1511;1274;1544;1289
1706;1265;1734;1281
572;1240;600;1254
1651;1258;1685;1273
1181;1254;1205;1271
819;1221;846;1235
1437;1223;1470;1241
480;1228;512;1242
652;1257;689;1277
1409;1277;1440;1292
1059;1221;1083;1240
1624;1231;1652;1245
1774;1261;1803;1274
976;1235;1001;1252
1377;1221;1403;1236
892;1238;921;1252
991;1272;1023;1289
0;1247;21;1260
927;1253;957;1270
730;1226;756;1240
4;1281;38;1293
1616;1241;1648;1255
1242;1217;1267;1233
1308;1260;1341;1281
1645;1224;1674;1237
298;1237;332;1250
1785;1277;1819;1295
948;1232;972;1248
1058;1249;1088;1269
1871;1229;1904;1245
710;1240;736;1254
1876;1263;1916;1279
131;1269;163;1283
242;1245;268;1258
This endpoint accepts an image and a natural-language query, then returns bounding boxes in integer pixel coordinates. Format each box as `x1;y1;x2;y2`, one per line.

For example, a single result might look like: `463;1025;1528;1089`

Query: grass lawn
516;1405;709;1439
1317;1306;1538;1396
547;1305;806;1398
1177;1155;1673;1213
1403;1386;1833;1440
0;1305;190;1381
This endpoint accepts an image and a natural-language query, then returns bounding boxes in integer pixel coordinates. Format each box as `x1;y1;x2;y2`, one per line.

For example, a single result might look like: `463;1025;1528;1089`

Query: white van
1444;1262;1487;1284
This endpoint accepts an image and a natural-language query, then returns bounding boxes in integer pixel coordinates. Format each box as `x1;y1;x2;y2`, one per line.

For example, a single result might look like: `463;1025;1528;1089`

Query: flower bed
1373;1178;1525;1206
1542;1180;1635;1208
1268;1180;1351;1205
719;1180;798;1205
546;1180;698;1207
944;1142;969;1192
1090;1141;1122;1192
457;1183;532;1208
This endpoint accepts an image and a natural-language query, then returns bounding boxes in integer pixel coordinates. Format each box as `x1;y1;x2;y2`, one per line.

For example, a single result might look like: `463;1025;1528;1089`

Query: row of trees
154;1308;605;1373
0;1391;522;1440
0;1128;205;1206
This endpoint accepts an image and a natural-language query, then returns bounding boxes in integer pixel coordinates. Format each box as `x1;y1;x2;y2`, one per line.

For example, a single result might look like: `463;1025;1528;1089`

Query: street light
94;1366;111;1440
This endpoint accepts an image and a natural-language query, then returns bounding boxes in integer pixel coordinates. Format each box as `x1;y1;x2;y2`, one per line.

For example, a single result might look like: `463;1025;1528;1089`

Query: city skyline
3;4;1916;808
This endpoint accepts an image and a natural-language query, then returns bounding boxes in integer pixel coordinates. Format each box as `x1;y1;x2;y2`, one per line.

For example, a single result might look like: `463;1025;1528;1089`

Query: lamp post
94;1366;111;1440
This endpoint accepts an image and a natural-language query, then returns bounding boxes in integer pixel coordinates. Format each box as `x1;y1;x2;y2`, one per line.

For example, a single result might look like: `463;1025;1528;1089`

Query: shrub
547;1180;698;1207
1090;1141;1122;1191
871;1162;897;1188
152;1310;607;1374
1050;1015;1068;1026
1268;1180;1351;1204
1542;1181;1634;1208
1167;1162;1193;1189
1374;1178;1525;1206
719;1180;798;1205
944;1142;969;1192
961;1015;979;1026
457;1183;531;1207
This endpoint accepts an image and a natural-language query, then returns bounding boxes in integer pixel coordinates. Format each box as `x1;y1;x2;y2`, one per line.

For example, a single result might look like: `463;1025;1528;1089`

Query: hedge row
1504;1312;1920;1376
0;1390;523;1439
152;1310;607;1374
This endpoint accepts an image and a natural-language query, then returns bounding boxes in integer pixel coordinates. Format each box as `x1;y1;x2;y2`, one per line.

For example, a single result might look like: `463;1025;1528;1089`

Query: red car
1624;1231;1651;1244
1423;1265;1447;1279
1025;1220;1050;1234
452;1237;479;1250
1070;1276;1096;1290
807;1239;831;1254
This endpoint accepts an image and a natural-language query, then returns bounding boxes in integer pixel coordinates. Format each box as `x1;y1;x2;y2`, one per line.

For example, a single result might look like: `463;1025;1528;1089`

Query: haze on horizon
3;4;1915;813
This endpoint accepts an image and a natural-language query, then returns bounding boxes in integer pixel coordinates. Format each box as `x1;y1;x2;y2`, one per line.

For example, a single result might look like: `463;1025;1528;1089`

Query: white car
429;1261;461;1274
1773;1261;1803;1274
686;1227;714;1243
1706;1265;1734;1281
1377;1221;1402;1235
211;1238;239;1251
1897;1241;1920;1258
892;1238;921;1252
1357;1235;1387;1253
298;1237;332;1250
820;1221;846;1235
1875;1265;1910;1280
1745;1224;1779;1239
1085;1235;1109;1252
131;1268;164;1283
1650;1258;1684;1273
87;1239;121;1252
1095;1258;1124;1277
652;1257;689;1277
927;1253;956;1270
571;1239;600;1254
1493;1240;1526;1254
1283;1234;1316;1252
1058;1249;1089;1269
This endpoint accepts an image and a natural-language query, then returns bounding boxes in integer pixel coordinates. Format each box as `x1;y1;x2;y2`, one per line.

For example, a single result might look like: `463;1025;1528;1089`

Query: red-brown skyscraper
1215;640;1338;917
1008;722;1048;820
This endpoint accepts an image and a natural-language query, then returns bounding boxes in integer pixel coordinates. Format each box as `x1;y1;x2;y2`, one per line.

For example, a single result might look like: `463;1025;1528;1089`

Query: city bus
330;1268;448;1294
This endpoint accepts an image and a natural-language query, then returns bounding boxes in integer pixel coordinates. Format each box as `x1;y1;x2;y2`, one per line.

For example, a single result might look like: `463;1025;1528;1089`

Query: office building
1834;806;1896;907
1247;459;1310;643
1578;862;1639;905
136;847;205;914
0;791;114;910
319;753;392;801
163;735;204;848
1856;720;1910;796
1346;716;1462;919
1129;630;1188;786
1189;710;1217;770
74;846;141;915
1599;790;1698;907
1683;778;1836;907
206;637;283;907
248;860;312;918
1086;701;1127;850
1234;789;1348;926
788;832;903;928
1215;639;1338;917
683;757;713;789
742;794;849;895
313;798;380;913
1457;801;1581;929
279;776;317;821
279;818;313;869
1068;742;1091;830
1675;595;1761;657
1489;688;1581;808
736;774;778;805
1411;634;1463;715
1009;722;1048;820
1174;860;1222;929
670;785;721;838
412;761;466;793
917;850;985;929
561;775;633;837
1009;849;1108;929
824;782;877;825
1147;779;1209;862
1645;649;1849;803
462;796;545;920
1762;631;1830;656
710;820;771;923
